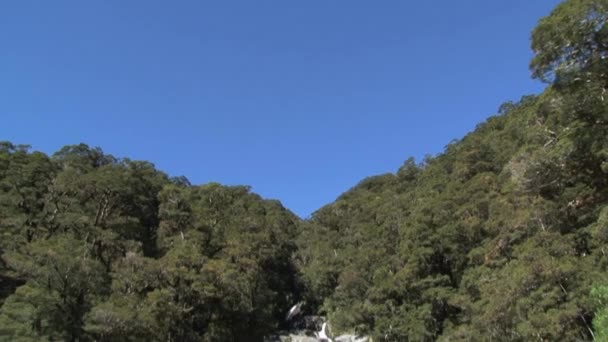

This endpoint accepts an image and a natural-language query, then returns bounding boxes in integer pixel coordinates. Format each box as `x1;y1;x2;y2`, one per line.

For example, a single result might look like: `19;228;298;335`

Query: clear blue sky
1;0;561;217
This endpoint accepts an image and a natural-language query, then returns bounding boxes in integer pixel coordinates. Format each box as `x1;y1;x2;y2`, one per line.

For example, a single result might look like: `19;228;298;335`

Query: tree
530;0;608;83
591;284;608;341
0;236;108;341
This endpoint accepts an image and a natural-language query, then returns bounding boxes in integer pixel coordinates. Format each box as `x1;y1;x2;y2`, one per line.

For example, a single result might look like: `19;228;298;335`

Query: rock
290;315;325;331
335;335;369;342
285;335;321;342
267;332;369;342
265;316;370;342
265;329;319;342
264;333;320;342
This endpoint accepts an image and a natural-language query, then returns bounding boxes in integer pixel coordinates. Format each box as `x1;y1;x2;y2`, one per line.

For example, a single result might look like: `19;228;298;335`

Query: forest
2;0;608;340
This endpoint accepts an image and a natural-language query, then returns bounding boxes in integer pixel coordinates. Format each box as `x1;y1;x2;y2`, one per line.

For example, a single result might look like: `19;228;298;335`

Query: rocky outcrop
334;335;369;342
265;316;370;342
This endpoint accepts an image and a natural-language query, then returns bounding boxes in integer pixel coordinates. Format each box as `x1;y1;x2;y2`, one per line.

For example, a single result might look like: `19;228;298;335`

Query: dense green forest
2;0;608;340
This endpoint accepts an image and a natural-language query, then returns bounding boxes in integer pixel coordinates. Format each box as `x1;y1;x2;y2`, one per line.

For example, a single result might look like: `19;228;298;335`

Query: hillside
2;0;608;341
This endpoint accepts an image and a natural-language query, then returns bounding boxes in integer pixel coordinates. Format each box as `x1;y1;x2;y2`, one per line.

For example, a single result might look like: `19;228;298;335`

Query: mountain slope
296;1;608;339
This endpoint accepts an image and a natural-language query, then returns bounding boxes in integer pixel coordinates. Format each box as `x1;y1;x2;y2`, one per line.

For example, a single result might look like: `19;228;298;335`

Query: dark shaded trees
0;144;300;341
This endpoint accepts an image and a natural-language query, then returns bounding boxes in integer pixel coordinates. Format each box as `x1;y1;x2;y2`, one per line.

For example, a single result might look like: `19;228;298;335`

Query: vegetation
2;0;608;340
0;143;300;341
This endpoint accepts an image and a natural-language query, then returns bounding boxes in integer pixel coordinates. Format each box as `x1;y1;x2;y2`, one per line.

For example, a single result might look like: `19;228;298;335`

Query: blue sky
1;0;561;217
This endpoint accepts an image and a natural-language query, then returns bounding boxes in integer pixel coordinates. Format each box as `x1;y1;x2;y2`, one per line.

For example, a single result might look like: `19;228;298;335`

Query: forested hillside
0;143;301;341
2;0;608;341
297;1;608;340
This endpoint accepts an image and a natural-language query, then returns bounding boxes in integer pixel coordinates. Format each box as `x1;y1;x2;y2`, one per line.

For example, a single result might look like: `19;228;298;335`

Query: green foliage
531;0;608;82
0;236;108;341
592;284;608;341
0;143;300;341
294;2;608;339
